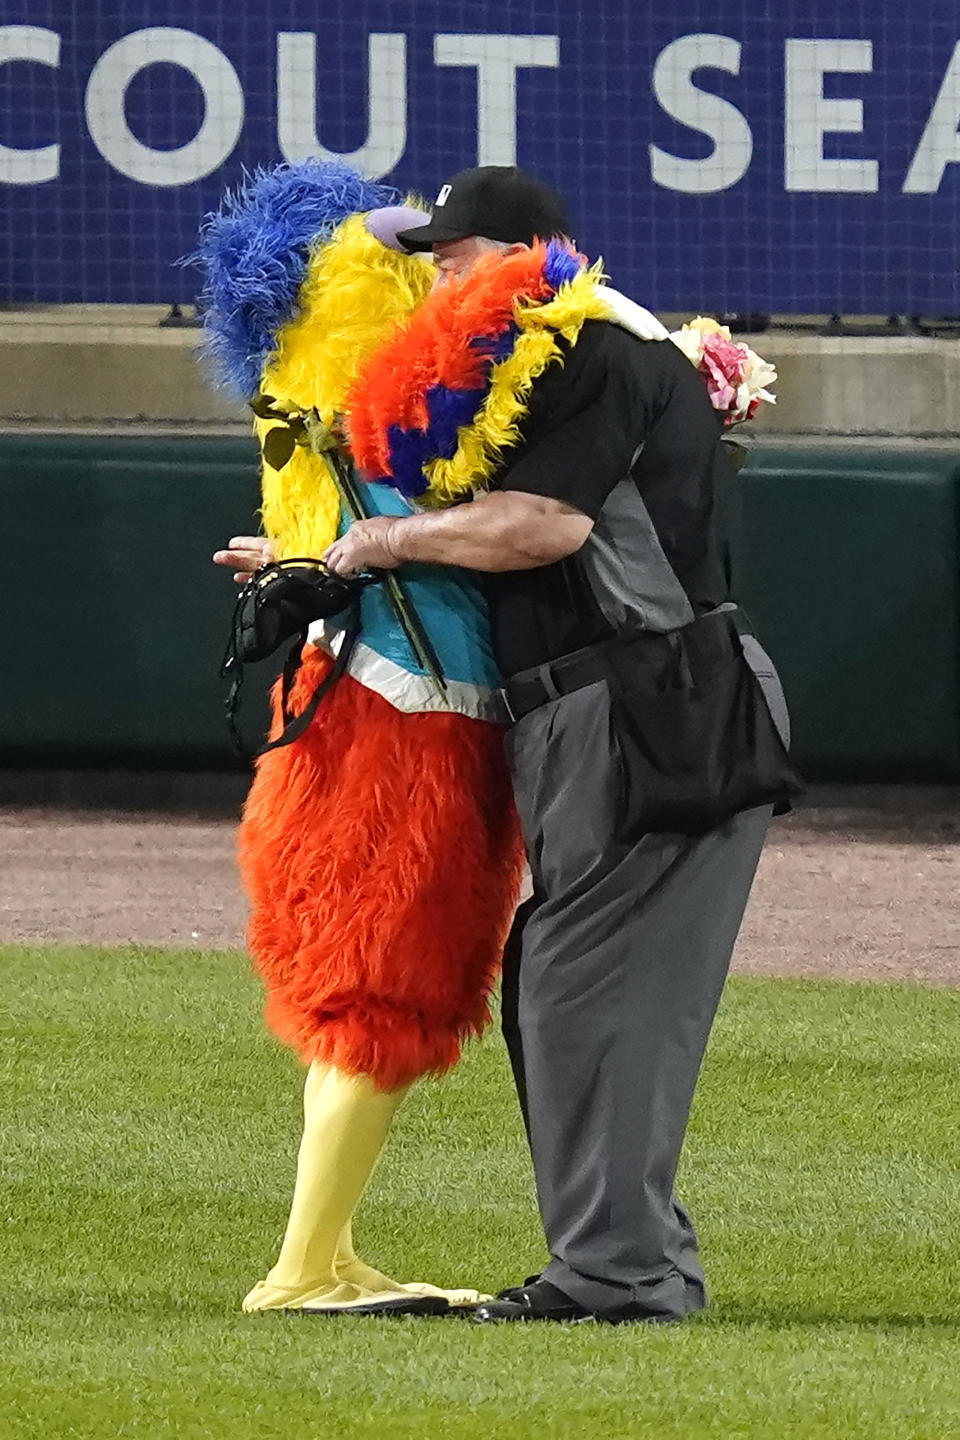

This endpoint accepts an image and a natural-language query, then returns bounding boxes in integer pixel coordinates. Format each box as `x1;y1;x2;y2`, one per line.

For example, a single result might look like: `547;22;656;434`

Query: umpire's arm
324;489;593;575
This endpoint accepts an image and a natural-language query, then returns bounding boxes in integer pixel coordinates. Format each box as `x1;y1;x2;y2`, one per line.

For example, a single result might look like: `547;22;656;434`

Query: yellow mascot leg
243;1061;489;1312
243;1063;412;1312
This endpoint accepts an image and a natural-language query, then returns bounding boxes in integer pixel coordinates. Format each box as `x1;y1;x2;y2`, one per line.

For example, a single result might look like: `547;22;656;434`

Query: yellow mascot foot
334;1256;489;1308
243;1273;487;1313
244;1278;447;1316
242;1277;425;1313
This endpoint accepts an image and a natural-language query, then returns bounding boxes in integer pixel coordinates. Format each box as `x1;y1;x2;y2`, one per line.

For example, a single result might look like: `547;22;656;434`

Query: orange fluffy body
238;647;525;1091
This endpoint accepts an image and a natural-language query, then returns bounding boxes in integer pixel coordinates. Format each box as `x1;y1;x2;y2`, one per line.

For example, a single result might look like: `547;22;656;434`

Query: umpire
324;166;798;1324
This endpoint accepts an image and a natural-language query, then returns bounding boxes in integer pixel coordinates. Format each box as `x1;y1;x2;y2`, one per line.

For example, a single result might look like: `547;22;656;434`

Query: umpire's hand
212;535;276;584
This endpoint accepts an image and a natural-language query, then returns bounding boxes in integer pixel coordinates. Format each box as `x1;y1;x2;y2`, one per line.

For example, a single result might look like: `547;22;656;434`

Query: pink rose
698;332;747;417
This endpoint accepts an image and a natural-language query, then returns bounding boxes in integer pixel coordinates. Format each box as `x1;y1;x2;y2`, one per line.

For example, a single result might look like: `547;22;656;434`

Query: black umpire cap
396;166;570;251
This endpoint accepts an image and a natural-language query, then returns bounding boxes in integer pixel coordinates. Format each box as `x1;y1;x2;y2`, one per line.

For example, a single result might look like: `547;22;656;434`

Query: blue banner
1;0;958;311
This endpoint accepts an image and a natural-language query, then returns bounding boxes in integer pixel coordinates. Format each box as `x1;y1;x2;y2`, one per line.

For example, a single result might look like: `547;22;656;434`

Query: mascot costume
196;161;524;1315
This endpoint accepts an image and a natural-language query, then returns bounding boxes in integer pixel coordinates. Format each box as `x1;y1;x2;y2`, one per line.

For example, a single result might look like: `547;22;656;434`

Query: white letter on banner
0;26;60;183
85;28;243;186
784;39;878;193
904;41;960;193
650;35;752;194
433;34;560;167
277;33;406;179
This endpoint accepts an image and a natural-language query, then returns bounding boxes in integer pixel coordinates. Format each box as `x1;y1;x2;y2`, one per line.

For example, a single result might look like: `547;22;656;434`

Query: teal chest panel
342;483;501;689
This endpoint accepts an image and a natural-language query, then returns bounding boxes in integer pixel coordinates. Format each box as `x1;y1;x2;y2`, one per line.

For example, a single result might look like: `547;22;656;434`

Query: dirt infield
1;785;958;984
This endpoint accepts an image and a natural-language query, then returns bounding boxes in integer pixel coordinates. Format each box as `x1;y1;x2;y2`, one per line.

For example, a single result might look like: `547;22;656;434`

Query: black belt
501;608;743;723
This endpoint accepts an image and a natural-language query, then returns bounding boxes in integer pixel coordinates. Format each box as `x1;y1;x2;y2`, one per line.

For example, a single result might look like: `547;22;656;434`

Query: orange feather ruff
238;647;525;1091
346;243;554;480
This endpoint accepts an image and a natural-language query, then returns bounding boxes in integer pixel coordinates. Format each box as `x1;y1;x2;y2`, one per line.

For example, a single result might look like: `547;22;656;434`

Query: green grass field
2;943;959;1440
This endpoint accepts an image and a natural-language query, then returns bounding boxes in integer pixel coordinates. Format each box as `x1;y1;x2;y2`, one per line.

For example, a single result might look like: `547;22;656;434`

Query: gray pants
502;667;780;1319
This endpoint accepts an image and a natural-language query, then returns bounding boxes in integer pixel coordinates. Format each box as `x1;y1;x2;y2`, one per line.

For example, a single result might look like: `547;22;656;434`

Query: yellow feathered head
258;207;433;556
196;162;433;556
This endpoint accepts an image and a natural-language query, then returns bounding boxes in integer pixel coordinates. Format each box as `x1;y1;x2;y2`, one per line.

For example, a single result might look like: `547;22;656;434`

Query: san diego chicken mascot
196;160;524;1315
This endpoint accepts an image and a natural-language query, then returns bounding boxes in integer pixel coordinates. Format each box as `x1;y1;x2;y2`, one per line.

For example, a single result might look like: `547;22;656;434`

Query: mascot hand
213;535;277;584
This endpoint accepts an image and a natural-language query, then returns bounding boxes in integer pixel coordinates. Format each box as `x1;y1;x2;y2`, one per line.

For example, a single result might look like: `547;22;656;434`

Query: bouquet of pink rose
668;317;777;427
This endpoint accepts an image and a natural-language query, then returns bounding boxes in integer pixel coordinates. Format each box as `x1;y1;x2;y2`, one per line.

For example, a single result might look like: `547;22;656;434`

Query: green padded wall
3;433;960;778
732;447;960;780
2;432;266;766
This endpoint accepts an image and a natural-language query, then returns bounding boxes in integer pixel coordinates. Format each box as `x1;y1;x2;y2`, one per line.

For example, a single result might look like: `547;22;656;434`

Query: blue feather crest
190;159;399;399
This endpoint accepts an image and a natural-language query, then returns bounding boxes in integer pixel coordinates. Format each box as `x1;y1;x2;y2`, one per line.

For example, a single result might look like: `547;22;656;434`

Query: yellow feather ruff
423;265;613;506
257;212;433;557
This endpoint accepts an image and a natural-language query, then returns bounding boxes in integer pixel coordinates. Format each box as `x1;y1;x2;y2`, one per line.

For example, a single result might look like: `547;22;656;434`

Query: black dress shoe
474;1279;594;1324
495;1272;542;1301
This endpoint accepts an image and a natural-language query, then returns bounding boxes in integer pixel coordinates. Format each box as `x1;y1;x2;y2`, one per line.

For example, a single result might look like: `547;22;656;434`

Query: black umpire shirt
487;320;737;678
